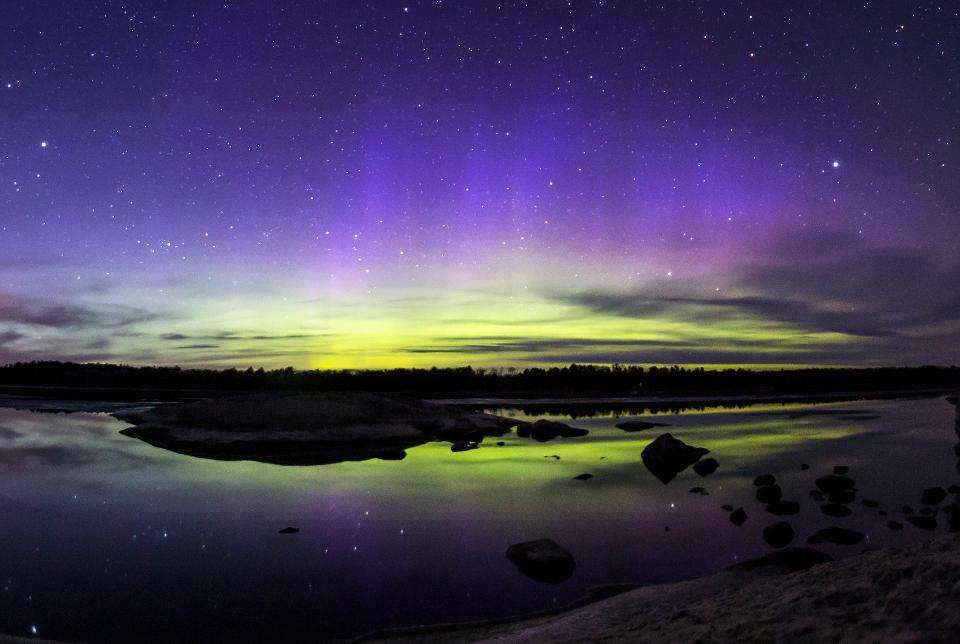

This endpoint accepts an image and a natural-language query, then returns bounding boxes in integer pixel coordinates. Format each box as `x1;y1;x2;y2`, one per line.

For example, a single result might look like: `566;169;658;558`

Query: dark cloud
161;331;327;342
0;330;24;346
0;294;163;329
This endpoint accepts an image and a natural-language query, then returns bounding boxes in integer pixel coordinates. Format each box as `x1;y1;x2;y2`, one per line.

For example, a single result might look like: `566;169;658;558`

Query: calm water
1;396;958;642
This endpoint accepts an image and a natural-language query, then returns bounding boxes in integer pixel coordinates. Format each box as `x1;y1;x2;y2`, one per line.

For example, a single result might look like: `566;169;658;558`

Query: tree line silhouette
0;361;958;400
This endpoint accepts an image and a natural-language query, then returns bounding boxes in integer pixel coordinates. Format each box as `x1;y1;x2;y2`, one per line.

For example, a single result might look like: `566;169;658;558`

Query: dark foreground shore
364;534;960;643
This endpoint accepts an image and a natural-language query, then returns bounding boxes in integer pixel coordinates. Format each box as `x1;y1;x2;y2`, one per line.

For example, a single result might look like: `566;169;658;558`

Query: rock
762;521;795;548
815;475;855;494
800;463;810;471
693;458;719;476
721;504;734;511
828;489;856;504
907;516;937;531
640;433;710;484
689;486;708;495
887;521;903;530
615;420;670;432
756;485;783;504
451;440;479;452
821;503;852;518
861;499;880;508
518;420;589;442
727;548;832;573
754;474;776;487
730;507;748;526
807;527;864;546
278;527;300;534
573;473;594;481
903;505;915;515
833;465;849;475
765;500;800;516
809;490;825;502
921;487;947;506
505;539;575;583
948;485;960;494
879;510;888;516
496;441;506;446
920;507;935;516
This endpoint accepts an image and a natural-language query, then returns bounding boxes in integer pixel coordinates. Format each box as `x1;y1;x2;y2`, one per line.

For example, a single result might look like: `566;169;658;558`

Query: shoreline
363;534;960;642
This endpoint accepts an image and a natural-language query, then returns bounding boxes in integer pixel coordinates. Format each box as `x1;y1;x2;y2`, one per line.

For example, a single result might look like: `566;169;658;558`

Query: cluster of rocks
436;415;594;452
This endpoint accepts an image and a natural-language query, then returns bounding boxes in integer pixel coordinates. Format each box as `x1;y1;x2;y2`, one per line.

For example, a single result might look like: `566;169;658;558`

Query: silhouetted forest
0;361;958;401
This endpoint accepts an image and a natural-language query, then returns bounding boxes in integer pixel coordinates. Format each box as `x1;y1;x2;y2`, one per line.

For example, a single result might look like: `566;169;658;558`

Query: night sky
1;1;958;369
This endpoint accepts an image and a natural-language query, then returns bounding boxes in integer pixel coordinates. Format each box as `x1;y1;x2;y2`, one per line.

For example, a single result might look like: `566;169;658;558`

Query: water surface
0;396;957;642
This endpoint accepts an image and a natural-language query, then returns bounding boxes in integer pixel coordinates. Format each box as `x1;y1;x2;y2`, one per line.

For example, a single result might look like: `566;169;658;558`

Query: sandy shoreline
364;534;960;642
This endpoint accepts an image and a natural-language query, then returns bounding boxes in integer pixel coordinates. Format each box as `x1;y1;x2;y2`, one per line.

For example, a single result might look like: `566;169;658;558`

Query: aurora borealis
1;1;958;369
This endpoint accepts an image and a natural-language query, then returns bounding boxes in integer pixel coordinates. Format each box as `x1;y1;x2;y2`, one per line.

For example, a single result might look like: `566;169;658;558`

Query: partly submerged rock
517;419;589;442
728;547;832;573
821;503;853;518
721;504;734;511
862;499;880;508
887;521;904;530
833;465;850;475
506;539;575;584
689;486;708;495
815;475;855;495
693;457;719;477
807;527;864;546
730;507;748;526
828;489;856;504
116;392;506;466
763;521;795;548
754;474;776;487
921;487;947;506
800;463;810;471
765;500;800;516
614;420;670;432
451;440;479;453
278;527;300;534
573;473;594;481
809;490;826;502
756;485;783;504
907;516;937;531
641;433;710;484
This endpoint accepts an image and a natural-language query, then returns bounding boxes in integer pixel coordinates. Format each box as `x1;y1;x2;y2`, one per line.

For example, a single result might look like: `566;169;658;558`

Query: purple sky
1;1;958;368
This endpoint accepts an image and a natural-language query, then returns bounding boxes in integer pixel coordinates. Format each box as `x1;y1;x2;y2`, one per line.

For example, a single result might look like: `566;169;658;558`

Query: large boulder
641;433;710;484
506;539;575;583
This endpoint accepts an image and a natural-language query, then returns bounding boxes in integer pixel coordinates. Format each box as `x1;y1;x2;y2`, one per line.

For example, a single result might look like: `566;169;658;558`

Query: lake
0;395;957;642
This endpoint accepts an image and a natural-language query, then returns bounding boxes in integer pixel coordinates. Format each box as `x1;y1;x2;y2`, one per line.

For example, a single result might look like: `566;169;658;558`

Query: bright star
40;141;48;148
831;160;840;168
